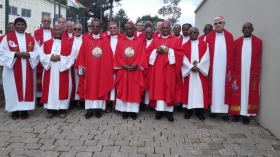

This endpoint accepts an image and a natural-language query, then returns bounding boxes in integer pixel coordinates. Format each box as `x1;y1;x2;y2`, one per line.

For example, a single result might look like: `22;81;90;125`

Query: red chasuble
40;39;72;103
198;35;206;42
206;29;235;105
134;31;146;41
62;30;74;40
153;31;160;39
229;35;262;115
113;36;148;102
34;27;54;92
181;40;209;108
146;35;184;107
75;34;114;101
6;32;35;101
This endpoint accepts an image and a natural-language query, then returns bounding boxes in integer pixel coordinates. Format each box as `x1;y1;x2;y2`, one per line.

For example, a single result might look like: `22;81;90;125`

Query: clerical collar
146;39;152;41
183;35;189;38
92;33;100;39
15;31;24;36
111;35;118;38
191;39;198;43
54;38;62;41
216;31;224;34
74;35;82;39
162;35;169;39
44;28;50;30
126;36;134;40
244;36;252;39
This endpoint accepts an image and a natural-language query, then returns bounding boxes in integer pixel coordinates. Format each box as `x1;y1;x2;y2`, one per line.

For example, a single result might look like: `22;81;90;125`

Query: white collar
92;33;100;39
111;35;118;38
191;39;198;43
74;35;82;40
162;35;169;39
15;31;25;36
126;36;134;40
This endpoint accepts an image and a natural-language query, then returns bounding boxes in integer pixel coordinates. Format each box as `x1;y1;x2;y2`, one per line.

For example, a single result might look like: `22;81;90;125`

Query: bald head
66;21;73;33
173;24;181;37
203;24;213;35
145;27;154;40
188;27;199;40
242;22;254;38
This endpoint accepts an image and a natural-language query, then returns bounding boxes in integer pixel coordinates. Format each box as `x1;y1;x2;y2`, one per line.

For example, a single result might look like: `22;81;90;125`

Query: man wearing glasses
34;15;54;108
205;16;235;121
198;24;213;42
229;22;262;124
69;23;84;110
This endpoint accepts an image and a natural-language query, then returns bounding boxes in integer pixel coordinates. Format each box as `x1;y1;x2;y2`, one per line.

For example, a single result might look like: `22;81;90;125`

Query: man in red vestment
62;20;74;39
106;21;123;113
134;21;145;40
172;24;182;40
34;15;54;107
39;24;75;119
198;24;213;42
181;27;210;121
113;21;148;120
0;22;15;69
75;19;114;119
57;17;66;30
146;20;184;122
181;23;192;45
230;22;262;124
0;17;40;120
152;22;162;39
205;16;235;121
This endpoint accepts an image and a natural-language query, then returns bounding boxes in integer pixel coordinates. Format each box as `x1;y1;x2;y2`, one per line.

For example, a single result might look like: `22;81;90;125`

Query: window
9;6;17;15
54;14;62;20
22;9;31;17
42;12;51;17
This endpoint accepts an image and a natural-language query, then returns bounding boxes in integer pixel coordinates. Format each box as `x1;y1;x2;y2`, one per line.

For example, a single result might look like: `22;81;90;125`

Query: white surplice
78;34;107;110
136;31;142;37
142;39;153;105
182;36;190;45
149;35;175;112
72;35;83;100
211;32;229;113
0;32;40;112
40;39;75;110
240;37;256;116
109;35;118;101
181;40;210;109
36;29;53;97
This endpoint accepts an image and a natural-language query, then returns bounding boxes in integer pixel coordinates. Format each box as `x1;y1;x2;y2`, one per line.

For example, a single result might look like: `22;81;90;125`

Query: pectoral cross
28;42;33;51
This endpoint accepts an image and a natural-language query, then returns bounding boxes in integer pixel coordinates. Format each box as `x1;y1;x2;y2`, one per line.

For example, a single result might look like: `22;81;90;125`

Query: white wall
195;0;280;139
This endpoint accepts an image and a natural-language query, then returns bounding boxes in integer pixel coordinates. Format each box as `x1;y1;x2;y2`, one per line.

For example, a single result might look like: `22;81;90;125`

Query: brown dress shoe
59;114;66;118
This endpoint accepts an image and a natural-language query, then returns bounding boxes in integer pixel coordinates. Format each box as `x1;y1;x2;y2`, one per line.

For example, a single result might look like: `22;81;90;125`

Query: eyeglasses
214;22;223;25
43;20;51;23
92;25;100;28
73;28;81;31
243;26;251;30
88;25;92;27
204;28;212;31
110;27;117;29
189;32;197;35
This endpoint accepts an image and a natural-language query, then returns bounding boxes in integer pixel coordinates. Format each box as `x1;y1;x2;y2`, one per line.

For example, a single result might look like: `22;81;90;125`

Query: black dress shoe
198;115;205;121
11;111;19;120
95;110;102;118
21;111;29;119
84;112;93;119
131;112;137;120
79;101;85;109
209;113;217;118
222;115;229;121
243;117;250;124
36;98;43;107
155;111;163;120
184;113;191;119
166;112;174;122
175;104;183;112
232;115;239;122
139;103;146;111
122;112;128;119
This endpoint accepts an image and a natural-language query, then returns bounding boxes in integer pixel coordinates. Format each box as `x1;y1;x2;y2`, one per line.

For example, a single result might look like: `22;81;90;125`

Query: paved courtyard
0;106;279;157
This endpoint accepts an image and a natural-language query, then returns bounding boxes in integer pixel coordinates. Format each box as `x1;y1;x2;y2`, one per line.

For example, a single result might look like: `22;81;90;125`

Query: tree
136;15;164;30
158;0;182;26
112;9;129;34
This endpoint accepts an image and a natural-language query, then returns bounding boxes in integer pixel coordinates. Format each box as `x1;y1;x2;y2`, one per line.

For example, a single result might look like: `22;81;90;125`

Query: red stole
40;39;72;103
206;29;235;105
146;35;184;107
181;40;209;108
34;28;54;92
6;32;35;101
229;35;262;115
152;31;160;39
113;36;148;102
74;34;114;100
62;30;74;40
198;35;206;42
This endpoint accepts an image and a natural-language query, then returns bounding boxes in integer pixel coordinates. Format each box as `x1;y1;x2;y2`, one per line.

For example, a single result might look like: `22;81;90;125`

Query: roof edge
47;0;68;8
194;0;206;13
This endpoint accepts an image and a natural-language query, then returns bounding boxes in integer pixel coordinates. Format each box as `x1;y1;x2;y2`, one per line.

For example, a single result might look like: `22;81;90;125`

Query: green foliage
136;15;164;30
158;0;182;26
112;9;129;33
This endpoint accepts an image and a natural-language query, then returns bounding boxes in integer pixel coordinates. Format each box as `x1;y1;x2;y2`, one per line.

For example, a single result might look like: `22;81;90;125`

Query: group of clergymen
0;15;262;124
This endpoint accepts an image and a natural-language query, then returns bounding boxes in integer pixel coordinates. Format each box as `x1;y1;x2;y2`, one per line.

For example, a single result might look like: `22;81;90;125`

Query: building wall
0;0;66;35
195;0;280;139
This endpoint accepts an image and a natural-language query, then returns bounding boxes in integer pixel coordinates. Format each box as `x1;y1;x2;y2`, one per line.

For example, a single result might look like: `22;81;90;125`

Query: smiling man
0;17;40;120
62;20;74;39
230;22;262;124
205;16;235;121
75;19;114;119
147;20;185;122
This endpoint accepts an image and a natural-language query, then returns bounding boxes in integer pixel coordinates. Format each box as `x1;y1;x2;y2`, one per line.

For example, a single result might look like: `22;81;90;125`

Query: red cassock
181;40;209;109
153;31;160;39
146;35;184;107
40;39;72;103
206;29;235;105
134;31;146;41
34;27;54;93
6;32;35;102
62;30;74;40
102;31;110;38
113;36;148;102
74;34;114;101
198;35;206;42
229;35;262;115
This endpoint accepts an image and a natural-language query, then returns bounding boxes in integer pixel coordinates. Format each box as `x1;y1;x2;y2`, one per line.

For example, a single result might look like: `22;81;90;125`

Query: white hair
74;22;82;29
214;16;225;22
188;27;199;34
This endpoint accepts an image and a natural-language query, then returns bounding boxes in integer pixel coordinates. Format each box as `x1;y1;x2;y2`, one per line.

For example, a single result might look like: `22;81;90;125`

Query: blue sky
113;0;203;25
